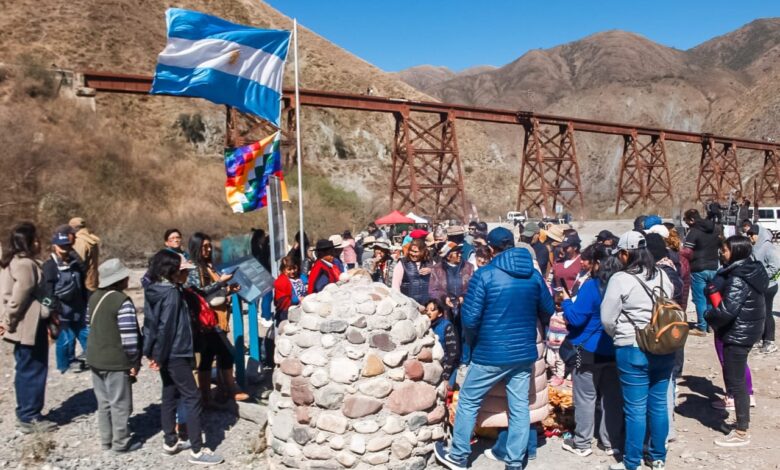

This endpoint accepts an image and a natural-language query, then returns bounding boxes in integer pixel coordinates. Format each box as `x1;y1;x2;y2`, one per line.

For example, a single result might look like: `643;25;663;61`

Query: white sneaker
609;463;626;470
561;439;592;457
483;448;504;462
604;447;621;457
750;395;757;407
714;429;751;447
651;460;665;470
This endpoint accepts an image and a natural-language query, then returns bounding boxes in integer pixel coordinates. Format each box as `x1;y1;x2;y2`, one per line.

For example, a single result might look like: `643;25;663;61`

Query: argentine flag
151;8;291;127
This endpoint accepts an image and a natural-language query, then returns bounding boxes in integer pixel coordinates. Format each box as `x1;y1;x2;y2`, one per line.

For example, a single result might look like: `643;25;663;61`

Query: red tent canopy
374;210;415;225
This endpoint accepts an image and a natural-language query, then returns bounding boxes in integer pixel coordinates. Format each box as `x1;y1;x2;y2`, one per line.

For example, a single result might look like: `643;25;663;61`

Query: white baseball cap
612;230;647;255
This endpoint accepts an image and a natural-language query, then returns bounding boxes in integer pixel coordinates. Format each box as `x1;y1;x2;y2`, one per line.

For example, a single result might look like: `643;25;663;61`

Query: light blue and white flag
150;8;291;127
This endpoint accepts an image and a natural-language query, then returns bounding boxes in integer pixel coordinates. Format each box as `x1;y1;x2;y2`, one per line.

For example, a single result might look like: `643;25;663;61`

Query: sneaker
712;396;735;410
650;461;665;469
188;448;224;466
609;463;626;470
16;418;57;434
714;429;751;447
113;441;142;454
162;439;191;456
434;441;467;470
561;439;592;457
484;448;504;462
754;340;764;350
750;395;757;407
760;341;778;354
604;448;621;457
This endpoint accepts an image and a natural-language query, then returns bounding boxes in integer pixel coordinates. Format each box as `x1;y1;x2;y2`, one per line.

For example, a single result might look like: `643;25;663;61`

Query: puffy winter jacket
461;247;555;366
683;218;721;272
143;281;194;364
752;224;780;288
705;258;768;347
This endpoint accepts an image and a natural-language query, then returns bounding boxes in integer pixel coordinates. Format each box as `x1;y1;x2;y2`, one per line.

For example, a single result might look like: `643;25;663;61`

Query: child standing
425;299;460;387
274;256;306;326
546;311;568;387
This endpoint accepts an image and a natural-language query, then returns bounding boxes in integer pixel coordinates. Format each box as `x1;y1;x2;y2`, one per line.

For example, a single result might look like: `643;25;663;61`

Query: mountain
395;64;496;93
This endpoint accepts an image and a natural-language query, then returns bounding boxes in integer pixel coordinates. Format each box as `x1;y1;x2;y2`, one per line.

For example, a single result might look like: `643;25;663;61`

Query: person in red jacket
274;256;306;325
307;240;341;294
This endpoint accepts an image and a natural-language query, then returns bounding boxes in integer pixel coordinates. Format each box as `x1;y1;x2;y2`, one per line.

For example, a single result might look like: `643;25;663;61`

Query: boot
197;370;212;407
221;369;250;401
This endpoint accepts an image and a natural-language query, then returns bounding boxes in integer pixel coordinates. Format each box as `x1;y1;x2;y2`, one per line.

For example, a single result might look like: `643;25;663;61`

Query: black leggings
161;358;203;451
764;284;778;342
722;344;751;431
197;331;234;372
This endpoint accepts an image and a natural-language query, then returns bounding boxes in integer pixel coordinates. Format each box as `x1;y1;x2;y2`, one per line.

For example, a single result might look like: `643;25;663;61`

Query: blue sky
266;1;780;72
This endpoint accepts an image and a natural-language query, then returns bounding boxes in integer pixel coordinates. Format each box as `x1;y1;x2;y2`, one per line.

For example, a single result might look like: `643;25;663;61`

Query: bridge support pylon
697;137;742;204
614;131;673;214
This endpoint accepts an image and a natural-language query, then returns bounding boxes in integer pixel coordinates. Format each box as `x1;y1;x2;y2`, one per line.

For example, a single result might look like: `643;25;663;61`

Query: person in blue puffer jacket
435;227;555;470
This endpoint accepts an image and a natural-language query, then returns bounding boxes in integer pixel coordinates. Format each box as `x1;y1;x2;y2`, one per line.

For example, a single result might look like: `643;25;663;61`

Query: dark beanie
645;233;668;262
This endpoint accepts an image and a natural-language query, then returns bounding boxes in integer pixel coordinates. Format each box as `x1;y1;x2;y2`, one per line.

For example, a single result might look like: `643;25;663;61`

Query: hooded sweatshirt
752;224;780;288
600;268;673;347
460;247;555;366
683;218;721;272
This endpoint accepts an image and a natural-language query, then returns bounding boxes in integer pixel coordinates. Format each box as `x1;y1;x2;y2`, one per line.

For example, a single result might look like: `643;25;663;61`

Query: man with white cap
86;258;142;453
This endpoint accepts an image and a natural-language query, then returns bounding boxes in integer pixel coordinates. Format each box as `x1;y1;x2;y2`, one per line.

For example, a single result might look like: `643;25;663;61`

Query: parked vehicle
749;207;780;240
506;211;527;224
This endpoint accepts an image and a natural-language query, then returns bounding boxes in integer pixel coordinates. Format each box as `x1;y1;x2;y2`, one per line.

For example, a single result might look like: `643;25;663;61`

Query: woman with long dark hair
144;250;223;465
600;231;674;470
705;235;768;447
391;238;433;305
0;222;56;433
186;232;247;403
559;245;623;459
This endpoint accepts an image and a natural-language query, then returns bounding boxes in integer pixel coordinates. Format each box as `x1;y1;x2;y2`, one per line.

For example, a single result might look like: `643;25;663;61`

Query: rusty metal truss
391;109;467;222
225;106;297;168
697;138;742;203
615;131;673;213
517;119;584;216
79;70;780;215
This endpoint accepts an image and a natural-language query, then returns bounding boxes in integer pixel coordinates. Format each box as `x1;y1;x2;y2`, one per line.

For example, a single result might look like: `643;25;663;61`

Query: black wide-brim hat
315;239;336;252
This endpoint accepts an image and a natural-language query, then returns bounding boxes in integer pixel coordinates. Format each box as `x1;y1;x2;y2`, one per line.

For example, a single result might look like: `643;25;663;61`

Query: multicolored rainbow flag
224;131;289;213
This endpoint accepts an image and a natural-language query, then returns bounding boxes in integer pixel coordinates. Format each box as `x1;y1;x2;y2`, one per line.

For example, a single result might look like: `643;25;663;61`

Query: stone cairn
267;271;447;469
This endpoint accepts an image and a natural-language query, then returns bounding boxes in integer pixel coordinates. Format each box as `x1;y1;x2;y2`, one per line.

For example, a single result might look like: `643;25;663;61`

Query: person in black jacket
143;250;224;466
683;209;722;336
705;236;768;448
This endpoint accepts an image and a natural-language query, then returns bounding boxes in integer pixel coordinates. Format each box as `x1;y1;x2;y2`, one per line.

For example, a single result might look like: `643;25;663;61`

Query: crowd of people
0;205;777;469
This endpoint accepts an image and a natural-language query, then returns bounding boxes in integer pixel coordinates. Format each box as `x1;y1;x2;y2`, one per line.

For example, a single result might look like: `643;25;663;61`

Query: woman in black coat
705;235;768;448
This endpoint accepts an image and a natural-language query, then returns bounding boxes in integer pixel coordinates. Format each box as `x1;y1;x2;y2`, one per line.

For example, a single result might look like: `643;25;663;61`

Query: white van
506;211;527;223
750;207;780;234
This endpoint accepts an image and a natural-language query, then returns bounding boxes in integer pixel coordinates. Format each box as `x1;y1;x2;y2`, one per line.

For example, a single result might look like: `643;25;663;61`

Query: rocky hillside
398;19;780;212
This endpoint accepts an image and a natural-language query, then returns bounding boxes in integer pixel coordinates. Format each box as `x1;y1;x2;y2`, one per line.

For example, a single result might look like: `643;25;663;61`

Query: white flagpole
293;18;306;267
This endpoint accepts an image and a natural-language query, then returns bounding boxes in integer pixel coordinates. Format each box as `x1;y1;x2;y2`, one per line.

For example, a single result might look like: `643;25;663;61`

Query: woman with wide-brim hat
363;239;394;287
307;240;342;294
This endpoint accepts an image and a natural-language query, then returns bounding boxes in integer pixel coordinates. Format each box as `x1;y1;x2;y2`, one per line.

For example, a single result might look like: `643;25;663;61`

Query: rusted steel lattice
225;105;297;167
697;137;742;203
615;131;673;213
758;149;780;204
390;109;467;222
517;119;584;217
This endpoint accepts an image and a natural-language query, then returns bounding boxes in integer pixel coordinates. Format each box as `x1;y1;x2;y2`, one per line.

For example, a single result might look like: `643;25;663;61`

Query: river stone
291;377;315;406
346;346;365;360
329;435;345;450
367;315;392;330
387;382;437;415
357;301;376;315
406;412;428;432
382;350;408;368
300;347;328;366
402;431;418;446
320;319;349;334
349;435;366;455
369;332;395;351
316;431;327;444
391;438;414;460
421;335;435;346
301;296;320;313
272;410;296;441
277;337;293;357
310;368;329;387
346;327;366;344
295;406;312;424
284;442;302;458
376;297;395;316
404;360;424;381
300;314;321;331
388;366;406;381
413;317;430;339
274;369;292;395
417;347;433;362
295;331;320;348
280;358;303;376
336;452;357;467
382;415;405;434
292;426;313;446
314;383;345;410
423;362;443;384
321;334;337;348
315;302;332;317
432;341;444;361
391;320;416;344
303;444;331;460
342;395;383;418
283;323;301;335
362;354;385;377
351;315;367;328
357;378;393;398
316;413;348;434
366;435;392;452
288;306;302;323
427;404;446;424
417;428;432;442
302;365;314;377
352;419;380;434
330;358;360;384
363;452;389;465
408;341;423;356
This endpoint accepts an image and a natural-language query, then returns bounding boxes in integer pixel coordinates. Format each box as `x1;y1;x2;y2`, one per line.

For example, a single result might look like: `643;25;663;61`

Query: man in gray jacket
748;224;780;353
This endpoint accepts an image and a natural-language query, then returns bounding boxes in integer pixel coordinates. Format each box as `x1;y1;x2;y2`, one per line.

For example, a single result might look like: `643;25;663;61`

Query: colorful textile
150;8;291;127
224;132;288;213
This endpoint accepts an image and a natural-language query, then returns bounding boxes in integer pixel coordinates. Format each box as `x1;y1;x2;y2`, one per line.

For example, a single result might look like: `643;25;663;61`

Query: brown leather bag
624;273;689;355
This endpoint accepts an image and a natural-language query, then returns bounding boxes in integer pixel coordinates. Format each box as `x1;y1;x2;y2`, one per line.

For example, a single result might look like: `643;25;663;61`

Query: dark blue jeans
56;319;88;372
14;323;49;423
616;346;675;470
492;424;538;465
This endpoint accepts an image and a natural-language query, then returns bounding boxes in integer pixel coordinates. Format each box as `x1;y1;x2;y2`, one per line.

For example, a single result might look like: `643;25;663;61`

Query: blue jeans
616;346;675;470
690;270;716;331
14;323;49;422
451;362;533;467
56;319;89;373
492;424;537;464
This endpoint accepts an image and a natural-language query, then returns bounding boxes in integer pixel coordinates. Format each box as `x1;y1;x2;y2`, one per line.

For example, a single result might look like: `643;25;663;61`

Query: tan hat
425;232;435;247
362;235;376;247
69;217;86;230
446;225;465;236
546;225;565;243
328;234;347;248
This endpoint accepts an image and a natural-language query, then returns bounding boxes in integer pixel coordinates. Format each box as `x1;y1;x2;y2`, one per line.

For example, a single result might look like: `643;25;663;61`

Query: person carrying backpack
600;231;676;470
43;231;89;374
